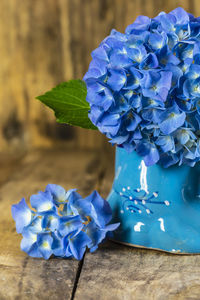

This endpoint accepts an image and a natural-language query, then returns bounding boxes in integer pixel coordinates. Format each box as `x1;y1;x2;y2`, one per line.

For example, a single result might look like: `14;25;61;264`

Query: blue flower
12;185;120;260
30;191;55;212
85;221;120;252
51;232;65;257
122;110;142;132
95;112;121;136
183;77;200;98
107;68;127;91
42;211;59;231
58;215;83;236
28;216;43;233
156;45;180;66
125;68;142;90
125;15;151;34
20;229;42;258
175;128;196;145
139;53;159;70
136;141;160;166
141;106;164;123
11;198;33;233
64;231;91;260
140;71;172;102
148;32;167;51
158;7;189;35
83;190;113;227
45;184;75;206
185;64;200;80
37;233;53;260
158;105;186;134
155;135;175;152
84;7;200;167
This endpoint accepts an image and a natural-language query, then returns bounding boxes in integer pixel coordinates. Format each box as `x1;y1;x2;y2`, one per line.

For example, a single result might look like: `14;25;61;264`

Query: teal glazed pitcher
107;146;200;254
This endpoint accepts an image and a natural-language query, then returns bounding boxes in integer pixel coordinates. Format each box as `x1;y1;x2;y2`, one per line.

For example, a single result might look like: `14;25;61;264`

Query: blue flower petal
148;32;167;50
67;191;91;218
98;113;121;135
139;53;159;70
27;243;43;258
30;191;55;213
176;129;190;145
142;107;164;123
58;215;83;237
123;110;141;131
11;198;33;233
28;216;43;233
155;135;175;152
170;7;189;25
125;15;151;34
91;45;109;62
45;184;68;205
109;134;129;145
107;68;127;91
186;64;200;80
21;229;38;254
86;221;120;253
141;71;172;102
67;231;91;260
84;191;112;227
37;233;53;260
136;141;160;166
42;212;59;231
159;12;176;33
159;107;186;134
159;153;179;168
88;105;104;125
109;53;132;68
51;232;65;257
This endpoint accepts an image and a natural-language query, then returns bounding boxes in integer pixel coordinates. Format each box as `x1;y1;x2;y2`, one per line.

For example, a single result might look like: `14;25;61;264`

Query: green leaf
36;80;97;130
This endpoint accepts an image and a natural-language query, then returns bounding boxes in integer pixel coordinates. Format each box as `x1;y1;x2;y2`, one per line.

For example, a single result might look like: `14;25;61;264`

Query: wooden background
0;0;199;155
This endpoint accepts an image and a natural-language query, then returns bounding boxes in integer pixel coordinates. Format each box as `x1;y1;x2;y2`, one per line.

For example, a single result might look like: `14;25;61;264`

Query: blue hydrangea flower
37;233;53;260
11;198;33;233
11;185;120;260
30;191;55;212
85;221;120;252
64;231;91;260
84;7;200;168
20;229;42;258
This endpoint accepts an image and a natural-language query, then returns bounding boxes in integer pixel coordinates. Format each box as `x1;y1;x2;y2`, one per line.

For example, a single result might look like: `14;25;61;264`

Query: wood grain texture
0;0;198;152
75;241;200;300
0;148;105;300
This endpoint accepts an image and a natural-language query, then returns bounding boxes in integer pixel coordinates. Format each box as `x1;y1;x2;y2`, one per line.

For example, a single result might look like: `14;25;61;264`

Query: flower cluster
84;7;200;167
11;185;119;260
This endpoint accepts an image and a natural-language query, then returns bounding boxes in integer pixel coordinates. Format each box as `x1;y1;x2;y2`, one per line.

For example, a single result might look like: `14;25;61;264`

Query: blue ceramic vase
107;146;200;254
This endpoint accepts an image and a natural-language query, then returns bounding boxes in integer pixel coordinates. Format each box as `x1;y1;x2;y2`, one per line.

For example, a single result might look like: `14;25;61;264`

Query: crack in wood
70;254;85;300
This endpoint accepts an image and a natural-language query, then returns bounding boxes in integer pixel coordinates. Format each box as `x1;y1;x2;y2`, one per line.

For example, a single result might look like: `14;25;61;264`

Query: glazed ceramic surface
107;146;200;253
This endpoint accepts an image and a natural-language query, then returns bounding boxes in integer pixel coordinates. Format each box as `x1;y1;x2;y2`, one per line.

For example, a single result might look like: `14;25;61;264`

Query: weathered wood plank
75;241;200;300
0;148;104;300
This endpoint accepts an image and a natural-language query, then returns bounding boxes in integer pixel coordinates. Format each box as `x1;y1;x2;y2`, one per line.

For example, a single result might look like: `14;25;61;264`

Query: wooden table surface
1;148;200;300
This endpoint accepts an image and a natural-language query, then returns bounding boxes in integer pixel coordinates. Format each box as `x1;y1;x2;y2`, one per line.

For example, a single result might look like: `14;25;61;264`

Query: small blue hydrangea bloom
84;7;200;167
11;184;120;260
